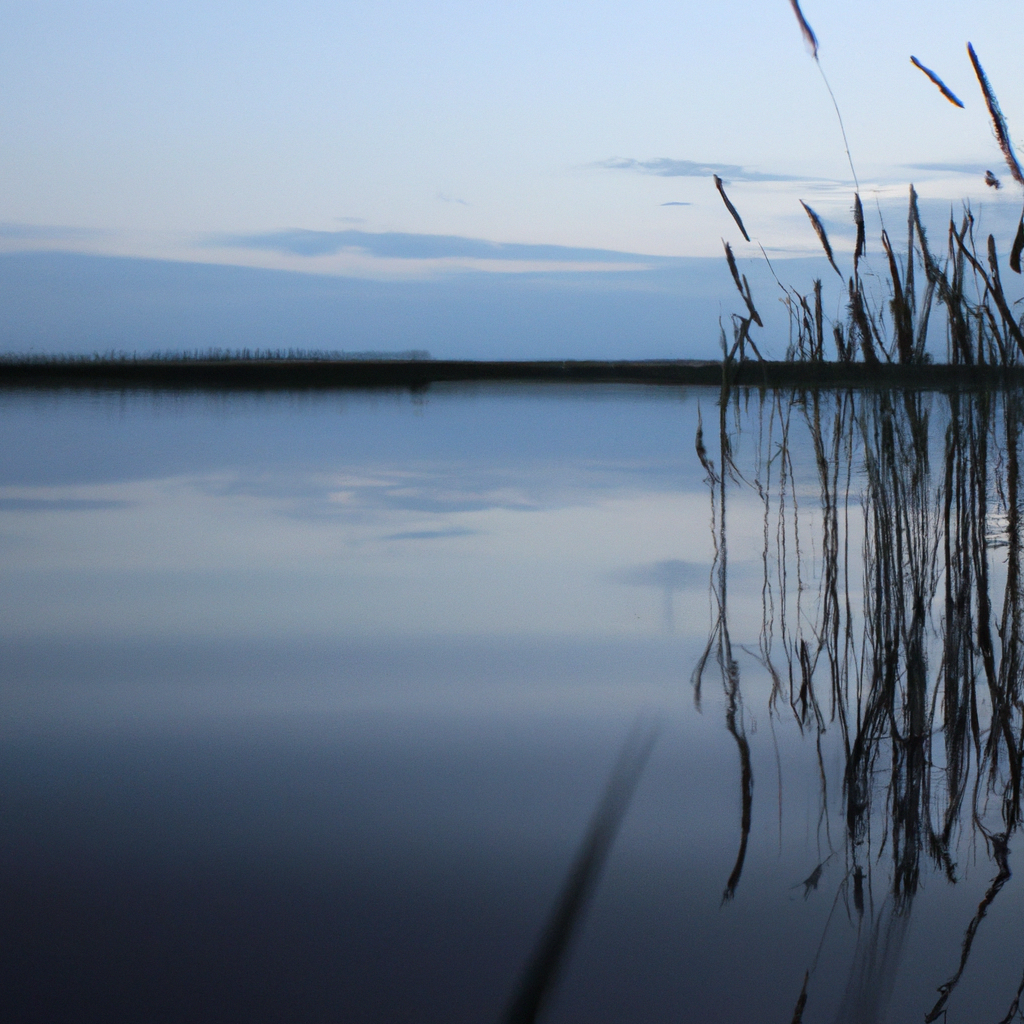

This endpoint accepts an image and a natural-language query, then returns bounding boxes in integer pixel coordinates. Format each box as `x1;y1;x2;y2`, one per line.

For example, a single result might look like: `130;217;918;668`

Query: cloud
208;229;675;264
0;222;107;242
608;558;761;595
904;162;991;176
384;527;478;541
0;497;131;511
607;559;707;592
437;193;471;206
660;202;691;207
597;157;801;182
0;249;843;365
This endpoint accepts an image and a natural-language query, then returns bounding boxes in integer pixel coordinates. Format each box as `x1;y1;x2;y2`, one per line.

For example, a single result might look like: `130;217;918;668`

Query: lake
2;382;1023;1024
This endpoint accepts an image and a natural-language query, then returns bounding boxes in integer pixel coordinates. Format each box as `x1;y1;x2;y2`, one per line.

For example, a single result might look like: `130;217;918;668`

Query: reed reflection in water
694;382;1024;1023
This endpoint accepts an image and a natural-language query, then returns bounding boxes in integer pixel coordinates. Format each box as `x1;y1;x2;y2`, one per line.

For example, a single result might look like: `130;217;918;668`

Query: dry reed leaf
723;240;744;295
910;56;964;108
881;228;913;363
722;240;763;326
985;170;1002;189
713;174;750;242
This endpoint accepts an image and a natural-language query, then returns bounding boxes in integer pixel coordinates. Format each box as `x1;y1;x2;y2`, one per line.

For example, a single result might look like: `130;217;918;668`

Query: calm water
2;384;1023;1024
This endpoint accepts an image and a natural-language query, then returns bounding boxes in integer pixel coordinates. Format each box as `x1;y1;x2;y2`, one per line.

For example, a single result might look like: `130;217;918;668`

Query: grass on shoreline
0;347;431;364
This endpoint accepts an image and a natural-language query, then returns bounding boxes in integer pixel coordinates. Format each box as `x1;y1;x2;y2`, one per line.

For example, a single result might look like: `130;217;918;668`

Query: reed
910;56;964;108
501;724;658;1024
715;26;1024;372
968;43;1024;187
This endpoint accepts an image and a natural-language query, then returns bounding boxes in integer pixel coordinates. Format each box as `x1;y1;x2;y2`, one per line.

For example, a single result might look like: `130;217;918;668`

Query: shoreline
1;357;1022;392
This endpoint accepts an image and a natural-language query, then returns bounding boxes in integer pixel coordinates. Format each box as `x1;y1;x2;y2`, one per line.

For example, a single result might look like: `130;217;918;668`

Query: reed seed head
714;174;751;242
800;200;841;277
968;42;1024;187
910;56;965;108
788;0;818;58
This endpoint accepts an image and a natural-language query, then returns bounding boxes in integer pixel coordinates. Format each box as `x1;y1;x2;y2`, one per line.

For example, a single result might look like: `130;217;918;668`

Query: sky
2;0;1024;356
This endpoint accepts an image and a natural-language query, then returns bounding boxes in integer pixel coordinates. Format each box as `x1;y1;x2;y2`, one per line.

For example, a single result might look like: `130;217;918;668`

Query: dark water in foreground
2;384;1023;1023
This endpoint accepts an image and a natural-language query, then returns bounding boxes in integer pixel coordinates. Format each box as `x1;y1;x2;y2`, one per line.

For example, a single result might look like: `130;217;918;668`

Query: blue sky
2;0;1024;356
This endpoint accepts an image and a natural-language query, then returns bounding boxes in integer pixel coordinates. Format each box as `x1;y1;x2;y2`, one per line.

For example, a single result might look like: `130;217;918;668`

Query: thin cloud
384;526;477;541
660;201;691;207
437;193;471;206
0;222;108;241
904;162;991;175
208;229;676;264
0;497;132;512
597;157;802;182
608;559;706;591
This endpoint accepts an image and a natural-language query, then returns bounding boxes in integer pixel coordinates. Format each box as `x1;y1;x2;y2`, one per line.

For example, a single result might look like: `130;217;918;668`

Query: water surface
2;384;1022;1023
